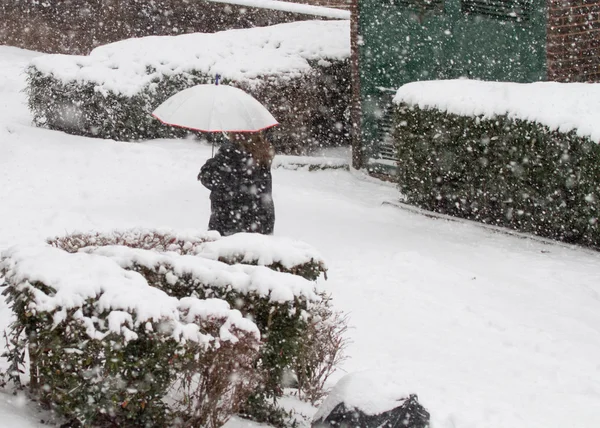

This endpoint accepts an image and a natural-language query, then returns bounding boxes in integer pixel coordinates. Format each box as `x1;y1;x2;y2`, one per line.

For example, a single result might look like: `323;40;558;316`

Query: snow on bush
48;228;328;280
26;20;351;151
195;232;328;281
0;244;260;427
47;228;220;254
2;229;341;426
392;79;600;249
81;244;318;304
394;79;600;143
31;21;349;95
272;155;349;172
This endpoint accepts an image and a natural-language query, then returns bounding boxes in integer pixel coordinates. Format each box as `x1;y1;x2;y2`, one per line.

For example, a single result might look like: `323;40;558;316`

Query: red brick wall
547;0;600;82
0;0;336;55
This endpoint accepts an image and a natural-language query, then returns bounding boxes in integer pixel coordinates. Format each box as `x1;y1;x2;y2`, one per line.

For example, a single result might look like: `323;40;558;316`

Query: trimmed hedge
1;229;338;427
393;104;600;248
48;229;328;281
26;59;350;154
0;245;261;427
83;244;316;405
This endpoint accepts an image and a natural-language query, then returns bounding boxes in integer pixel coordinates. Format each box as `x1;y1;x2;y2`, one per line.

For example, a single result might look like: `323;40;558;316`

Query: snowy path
1;47;600;428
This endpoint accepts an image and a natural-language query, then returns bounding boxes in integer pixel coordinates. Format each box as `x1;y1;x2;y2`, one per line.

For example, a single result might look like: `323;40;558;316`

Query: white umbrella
152;83;278;133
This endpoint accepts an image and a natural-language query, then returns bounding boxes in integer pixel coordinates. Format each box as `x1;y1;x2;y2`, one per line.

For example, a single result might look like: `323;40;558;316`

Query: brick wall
0;0;334;55
547;0;600;82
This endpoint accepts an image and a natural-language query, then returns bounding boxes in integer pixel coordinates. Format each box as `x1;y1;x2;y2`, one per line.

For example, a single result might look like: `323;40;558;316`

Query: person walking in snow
198;132;275;236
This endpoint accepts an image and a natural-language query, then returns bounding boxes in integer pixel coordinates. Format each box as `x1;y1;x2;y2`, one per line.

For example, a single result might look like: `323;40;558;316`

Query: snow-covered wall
394;79;600;143
206;0;350;18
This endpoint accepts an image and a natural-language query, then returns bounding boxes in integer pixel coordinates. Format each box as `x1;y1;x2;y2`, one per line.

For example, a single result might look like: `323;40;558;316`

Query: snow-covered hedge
26;20;351;153
0;245;261;427
1;229;336;426
48;228;328;280
194;232;328;281
392;80;600;248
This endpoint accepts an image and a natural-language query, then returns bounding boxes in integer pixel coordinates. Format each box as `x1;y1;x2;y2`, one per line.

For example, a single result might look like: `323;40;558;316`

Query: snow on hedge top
30;20;350;97
393;79;600;143
49;228;326;275
0;245;259;344
48;227;220;254
197;232;327;271
313;371;414;421
206;0;350;19
83;245;318;303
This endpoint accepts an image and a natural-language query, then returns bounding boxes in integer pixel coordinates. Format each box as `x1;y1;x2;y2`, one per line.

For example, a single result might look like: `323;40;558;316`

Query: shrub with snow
26;21;351;153
1;229;340;427
47;228;220;254
48;229;328;281
195;232;328;281
0;245;261;427
392;80;600;249
294;292;348;405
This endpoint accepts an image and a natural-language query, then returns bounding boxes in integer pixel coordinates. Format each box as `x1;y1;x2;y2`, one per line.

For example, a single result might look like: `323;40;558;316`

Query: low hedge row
393;104;600;248
0;245;261;427
83;244;317;403
48;229;328;281
1;229;339;427
26;59;350;154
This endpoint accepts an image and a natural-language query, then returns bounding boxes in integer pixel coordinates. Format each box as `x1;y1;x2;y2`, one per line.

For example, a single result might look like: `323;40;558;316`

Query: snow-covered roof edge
393;79;600;143
205;0;350;19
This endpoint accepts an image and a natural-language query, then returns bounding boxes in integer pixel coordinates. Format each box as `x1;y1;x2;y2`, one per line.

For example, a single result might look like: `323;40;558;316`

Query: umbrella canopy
152;84;278;133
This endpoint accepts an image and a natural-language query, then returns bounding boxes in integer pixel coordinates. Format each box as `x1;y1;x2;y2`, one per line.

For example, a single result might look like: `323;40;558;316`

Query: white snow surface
83;244;318;303
313;371;413;421
2;46;600;428
206;0;350;19
394;79;600;142
31;20;350;97
196;232;326;270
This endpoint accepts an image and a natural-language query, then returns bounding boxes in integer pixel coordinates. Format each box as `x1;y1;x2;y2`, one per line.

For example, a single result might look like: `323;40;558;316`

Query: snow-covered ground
2;46;600;428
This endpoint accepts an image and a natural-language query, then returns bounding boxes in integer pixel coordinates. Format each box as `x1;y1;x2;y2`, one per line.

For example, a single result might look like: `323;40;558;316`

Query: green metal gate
358;0;547;170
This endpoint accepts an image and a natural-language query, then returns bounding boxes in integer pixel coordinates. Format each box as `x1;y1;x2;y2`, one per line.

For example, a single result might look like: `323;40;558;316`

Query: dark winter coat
198;142;275;236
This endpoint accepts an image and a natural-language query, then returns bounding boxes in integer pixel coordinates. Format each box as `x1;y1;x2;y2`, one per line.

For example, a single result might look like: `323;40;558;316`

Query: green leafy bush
1;229;339;427
393;104;600;248
0;245;261;427
26;67;209;141
81;244;318;402
26;60;350;154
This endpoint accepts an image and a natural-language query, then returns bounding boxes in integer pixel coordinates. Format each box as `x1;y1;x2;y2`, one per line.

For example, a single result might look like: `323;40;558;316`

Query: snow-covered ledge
205;0;351;19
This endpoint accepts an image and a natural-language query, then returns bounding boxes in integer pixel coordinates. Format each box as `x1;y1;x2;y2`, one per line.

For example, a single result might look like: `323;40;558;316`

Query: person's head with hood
227;132;274;167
